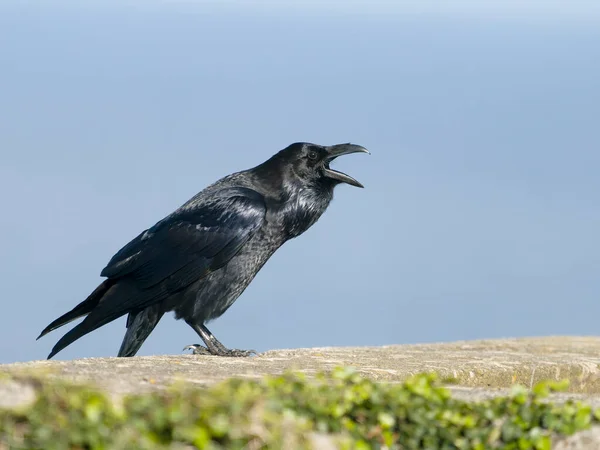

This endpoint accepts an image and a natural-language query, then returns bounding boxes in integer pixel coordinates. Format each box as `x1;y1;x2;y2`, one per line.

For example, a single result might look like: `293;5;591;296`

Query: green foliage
0;368;597;449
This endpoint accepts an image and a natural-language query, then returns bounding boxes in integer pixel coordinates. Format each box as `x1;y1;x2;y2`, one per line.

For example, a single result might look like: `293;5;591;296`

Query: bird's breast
179;230;281;322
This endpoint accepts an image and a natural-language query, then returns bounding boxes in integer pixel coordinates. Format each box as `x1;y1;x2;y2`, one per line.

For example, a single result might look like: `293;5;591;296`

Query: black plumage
38;142;369;358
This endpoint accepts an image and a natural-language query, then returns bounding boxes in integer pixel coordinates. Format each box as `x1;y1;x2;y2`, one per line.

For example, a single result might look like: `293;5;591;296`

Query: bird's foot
214;348;257;357
183;344;256;357
182;344;212;355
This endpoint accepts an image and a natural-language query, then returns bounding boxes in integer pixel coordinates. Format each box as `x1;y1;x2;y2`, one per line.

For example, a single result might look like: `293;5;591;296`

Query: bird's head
276;142;370;189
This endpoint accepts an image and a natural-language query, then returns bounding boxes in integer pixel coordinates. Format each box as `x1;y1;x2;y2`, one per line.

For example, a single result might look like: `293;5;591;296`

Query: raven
38;142;369;358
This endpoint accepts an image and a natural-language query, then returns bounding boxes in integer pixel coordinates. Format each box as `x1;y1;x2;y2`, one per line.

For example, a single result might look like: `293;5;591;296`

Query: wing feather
90;187;266;322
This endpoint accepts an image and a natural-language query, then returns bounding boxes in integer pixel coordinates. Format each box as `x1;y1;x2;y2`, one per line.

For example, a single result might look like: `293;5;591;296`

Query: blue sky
1;1;599;363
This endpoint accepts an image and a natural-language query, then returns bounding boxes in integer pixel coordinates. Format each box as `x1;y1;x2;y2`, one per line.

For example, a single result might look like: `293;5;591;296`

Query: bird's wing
97;186;266;315
43;186;267;359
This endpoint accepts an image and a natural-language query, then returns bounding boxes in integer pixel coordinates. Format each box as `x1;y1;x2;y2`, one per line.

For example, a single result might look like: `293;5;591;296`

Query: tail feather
47;320;94;359
46;281;150;359
45;281;136;359
37;280;115;340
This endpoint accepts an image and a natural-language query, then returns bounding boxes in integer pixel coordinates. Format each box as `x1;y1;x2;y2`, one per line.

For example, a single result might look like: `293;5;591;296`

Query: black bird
38;142;369;359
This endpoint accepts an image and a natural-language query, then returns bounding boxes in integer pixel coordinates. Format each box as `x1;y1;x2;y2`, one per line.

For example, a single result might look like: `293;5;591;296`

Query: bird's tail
37;279;114;341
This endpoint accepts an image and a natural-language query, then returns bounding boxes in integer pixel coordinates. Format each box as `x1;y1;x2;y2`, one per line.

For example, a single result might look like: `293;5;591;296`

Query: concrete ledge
2;336;600;396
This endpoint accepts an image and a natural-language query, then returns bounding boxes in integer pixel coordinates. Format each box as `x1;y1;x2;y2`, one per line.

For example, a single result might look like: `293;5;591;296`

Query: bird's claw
183;344;211;355
219;349;258;357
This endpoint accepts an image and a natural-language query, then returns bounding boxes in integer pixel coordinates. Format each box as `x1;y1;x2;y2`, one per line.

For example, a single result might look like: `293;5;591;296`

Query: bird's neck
276;182;334;239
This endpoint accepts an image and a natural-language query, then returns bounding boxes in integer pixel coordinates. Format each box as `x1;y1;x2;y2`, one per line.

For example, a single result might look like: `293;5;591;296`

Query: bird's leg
184;321;256;357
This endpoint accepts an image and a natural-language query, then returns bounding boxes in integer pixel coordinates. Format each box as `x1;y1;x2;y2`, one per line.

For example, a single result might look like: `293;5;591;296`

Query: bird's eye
307;150;318;160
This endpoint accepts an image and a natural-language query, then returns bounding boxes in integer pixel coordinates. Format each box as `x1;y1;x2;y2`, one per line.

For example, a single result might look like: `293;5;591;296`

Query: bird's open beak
323;143;370;188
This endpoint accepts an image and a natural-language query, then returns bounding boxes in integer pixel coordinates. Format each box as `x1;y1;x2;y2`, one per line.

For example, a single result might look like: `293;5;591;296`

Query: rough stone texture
4;336;600;395
3;336;600;448
554;427;600;450
0;379;36;410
